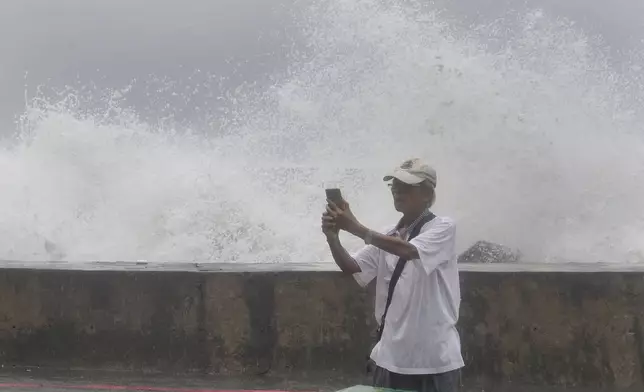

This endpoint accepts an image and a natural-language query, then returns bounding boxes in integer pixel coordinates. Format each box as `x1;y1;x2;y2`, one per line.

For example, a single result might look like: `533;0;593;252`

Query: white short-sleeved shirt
352;216;464;375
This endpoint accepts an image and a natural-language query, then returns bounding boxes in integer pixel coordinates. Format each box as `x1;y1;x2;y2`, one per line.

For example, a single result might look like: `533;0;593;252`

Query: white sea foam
1;0;643;263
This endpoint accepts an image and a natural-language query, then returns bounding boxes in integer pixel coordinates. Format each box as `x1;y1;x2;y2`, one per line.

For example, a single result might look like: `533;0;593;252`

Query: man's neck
399;209;428;228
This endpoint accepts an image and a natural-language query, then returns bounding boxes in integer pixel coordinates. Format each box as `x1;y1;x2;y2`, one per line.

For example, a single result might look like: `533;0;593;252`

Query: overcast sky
1;0;643;128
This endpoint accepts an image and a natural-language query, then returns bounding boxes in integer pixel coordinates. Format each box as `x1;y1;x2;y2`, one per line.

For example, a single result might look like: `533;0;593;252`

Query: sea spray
1;0;643;263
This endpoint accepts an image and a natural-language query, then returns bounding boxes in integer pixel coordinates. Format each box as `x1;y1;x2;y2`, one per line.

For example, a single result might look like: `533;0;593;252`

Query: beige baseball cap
383;158;437;188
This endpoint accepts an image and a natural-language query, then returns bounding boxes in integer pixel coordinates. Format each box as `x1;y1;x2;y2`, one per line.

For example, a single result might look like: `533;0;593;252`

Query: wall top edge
1;260;644;273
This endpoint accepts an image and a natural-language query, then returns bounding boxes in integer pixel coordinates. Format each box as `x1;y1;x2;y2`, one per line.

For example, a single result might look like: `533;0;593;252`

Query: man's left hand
326;200;362;235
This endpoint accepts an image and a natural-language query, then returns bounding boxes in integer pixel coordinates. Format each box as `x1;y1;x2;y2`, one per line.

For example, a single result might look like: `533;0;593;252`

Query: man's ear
426;187;436;207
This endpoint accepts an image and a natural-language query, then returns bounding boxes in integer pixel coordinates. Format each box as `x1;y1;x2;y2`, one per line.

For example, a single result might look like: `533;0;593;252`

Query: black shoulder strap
377;212;435;341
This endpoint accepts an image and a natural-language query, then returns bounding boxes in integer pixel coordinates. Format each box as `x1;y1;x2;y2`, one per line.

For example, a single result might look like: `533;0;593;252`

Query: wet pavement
0;369;635;392
0;368;362;392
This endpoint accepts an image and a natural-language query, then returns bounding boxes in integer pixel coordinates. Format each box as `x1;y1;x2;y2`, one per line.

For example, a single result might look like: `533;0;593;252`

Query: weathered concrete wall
0;268;373;376
1;262;644;391
460;270;644;390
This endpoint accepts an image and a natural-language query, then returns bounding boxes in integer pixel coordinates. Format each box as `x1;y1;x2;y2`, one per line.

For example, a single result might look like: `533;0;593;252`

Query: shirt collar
387;209;432;237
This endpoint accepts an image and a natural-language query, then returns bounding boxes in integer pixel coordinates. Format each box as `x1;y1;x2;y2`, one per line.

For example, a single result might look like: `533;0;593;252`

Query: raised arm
325;234;361;274
356;226;418;259
325;201;417;260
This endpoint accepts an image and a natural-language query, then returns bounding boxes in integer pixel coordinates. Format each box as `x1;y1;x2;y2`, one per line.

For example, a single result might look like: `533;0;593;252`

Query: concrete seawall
1;261;644;391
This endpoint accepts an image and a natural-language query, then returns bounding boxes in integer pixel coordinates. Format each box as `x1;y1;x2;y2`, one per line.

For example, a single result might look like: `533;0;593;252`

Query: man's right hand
322;210;361;274
321;211;339;239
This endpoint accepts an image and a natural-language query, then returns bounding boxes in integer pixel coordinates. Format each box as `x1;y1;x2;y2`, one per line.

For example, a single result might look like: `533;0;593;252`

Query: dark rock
458;241;521;263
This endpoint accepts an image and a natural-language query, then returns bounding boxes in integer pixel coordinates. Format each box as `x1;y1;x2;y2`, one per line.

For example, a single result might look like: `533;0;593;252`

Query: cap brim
383;169;425;185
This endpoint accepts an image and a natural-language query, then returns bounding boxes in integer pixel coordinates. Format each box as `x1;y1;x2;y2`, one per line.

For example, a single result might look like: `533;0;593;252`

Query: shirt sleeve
409;217;456;275
351;245;380;287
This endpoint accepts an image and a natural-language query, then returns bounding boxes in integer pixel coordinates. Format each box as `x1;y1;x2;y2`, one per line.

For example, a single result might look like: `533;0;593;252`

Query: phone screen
325;188;343;206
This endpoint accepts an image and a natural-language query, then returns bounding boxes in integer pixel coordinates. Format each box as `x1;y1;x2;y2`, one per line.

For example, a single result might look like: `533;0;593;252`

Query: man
322;158;463;392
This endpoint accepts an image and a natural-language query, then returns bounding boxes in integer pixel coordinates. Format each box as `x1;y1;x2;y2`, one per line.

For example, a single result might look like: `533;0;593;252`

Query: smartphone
325;188;344;206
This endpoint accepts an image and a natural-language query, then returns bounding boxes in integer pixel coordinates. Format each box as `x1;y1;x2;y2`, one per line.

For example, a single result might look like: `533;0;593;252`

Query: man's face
389;179;428;213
